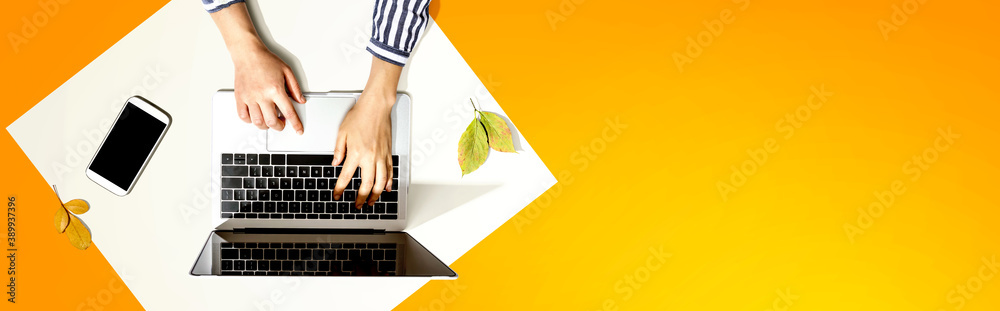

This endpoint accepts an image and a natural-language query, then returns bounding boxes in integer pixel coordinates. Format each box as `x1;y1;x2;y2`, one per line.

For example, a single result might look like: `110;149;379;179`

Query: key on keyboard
219;241;398;276
220;153;401;220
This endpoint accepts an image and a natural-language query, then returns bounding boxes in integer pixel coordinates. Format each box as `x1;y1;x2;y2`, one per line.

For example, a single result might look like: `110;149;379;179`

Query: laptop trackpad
267;97;355;152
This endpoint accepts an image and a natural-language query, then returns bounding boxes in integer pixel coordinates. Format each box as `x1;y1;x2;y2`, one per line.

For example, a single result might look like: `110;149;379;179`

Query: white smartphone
86;96;171;196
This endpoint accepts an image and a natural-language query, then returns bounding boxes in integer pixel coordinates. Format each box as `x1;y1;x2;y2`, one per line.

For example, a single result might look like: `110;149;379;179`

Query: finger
257;100;285;131
246;102;268;130
283;67;305;104
356;161;375;208
332;131;348;167
334;157;357;200
368;160;387;206
236;99;250;123
274;93;303;134
385;154;394;192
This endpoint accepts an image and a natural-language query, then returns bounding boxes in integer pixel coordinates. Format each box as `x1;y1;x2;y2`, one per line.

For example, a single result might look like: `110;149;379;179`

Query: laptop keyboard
220;242;398;276
220;153;399;220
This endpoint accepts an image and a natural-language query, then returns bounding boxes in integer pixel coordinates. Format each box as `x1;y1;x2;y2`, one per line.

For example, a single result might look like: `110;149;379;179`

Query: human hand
210;2;306;133
232;46;306;133
332;91;395;208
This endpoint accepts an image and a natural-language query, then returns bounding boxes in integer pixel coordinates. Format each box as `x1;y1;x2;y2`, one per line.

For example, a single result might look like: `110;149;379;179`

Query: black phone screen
88;102;167;190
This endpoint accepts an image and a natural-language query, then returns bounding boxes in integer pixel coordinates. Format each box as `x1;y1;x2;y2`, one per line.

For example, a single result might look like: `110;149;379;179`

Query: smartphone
86;96;171;196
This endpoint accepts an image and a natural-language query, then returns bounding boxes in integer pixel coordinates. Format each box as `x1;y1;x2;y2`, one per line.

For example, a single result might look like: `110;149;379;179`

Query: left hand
331;92;395;208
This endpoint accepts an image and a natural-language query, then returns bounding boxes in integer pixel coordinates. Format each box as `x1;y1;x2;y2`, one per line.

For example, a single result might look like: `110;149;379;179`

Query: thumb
332;131;348;166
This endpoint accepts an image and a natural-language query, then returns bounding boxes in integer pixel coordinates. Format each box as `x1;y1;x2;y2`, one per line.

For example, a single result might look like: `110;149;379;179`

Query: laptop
191;91;456;277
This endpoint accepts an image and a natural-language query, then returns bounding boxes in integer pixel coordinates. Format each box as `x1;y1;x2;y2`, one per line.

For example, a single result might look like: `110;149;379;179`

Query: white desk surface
7;1;554;310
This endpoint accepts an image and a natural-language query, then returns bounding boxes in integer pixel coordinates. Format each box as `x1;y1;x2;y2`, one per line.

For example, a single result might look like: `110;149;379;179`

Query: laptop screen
190;231;455;277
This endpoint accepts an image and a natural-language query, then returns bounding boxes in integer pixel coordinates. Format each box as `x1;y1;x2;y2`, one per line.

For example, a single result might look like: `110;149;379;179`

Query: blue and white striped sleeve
367;0;432;67
202;0;245;13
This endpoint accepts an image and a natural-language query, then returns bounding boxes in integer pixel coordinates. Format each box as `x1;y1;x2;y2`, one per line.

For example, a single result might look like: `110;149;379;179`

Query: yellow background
400;0;1000;310
2;0;999;310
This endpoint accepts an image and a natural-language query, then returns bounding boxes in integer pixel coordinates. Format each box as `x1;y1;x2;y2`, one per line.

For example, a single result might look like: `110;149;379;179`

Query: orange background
399;0;1000;310
3;0;1000;310
2;1;168;309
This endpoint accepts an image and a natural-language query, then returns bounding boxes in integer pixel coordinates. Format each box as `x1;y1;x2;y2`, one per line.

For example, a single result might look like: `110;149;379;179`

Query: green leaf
479;111;516;153
458;116;490;176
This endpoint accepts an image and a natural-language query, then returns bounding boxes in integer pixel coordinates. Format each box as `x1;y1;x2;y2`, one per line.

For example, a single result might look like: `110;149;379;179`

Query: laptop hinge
231;228;386;234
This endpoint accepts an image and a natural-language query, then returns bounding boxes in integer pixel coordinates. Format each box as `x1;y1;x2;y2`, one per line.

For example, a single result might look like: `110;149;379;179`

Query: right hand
232;46;306;134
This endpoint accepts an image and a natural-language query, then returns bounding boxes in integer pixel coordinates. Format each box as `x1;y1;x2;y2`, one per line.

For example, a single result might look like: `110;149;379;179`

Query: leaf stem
469;97;480;112
52;184;62;202
52;184;68;211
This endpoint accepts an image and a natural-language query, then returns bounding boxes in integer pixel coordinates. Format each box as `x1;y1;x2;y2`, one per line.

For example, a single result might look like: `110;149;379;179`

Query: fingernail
296;129;303;135
334;195;340;200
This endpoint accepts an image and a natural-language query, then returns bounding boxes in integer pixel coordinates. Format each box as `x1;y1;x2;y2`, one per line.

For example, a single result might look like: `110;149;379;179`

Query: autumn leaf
54;206;69;233
64;199;90;214
457;97;519;176
52;185;93;250
64;214;92;250
458;116;489;176
478;111;516;153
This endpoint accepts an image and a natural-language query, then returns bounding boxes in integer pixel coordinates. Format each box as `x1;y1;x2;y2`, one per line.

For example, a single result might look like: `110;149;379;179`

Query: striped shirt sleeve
202;0;245;13
202;0;431;66
367;0;432;67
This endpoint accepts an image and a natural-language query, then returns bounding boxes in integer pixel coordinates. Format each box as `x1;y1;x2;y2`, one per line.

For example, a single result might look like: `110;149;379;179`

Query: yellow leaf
65;214;92;250
479;111;516;153
458;117;489;176
54;207;69;233
63;199;90;214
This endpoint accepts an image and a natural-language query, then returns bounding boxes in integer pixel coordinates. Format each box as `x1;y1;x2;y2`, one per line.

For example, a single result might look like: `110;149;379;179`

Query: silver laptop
191;91;455;277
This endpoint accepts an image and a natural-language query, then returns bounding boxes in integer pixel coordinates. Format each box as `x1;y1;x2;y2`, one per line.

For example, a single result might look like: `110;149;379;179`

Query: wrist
359;89;397;111
361;85;397;104
362;56;403;108
226;34;268;65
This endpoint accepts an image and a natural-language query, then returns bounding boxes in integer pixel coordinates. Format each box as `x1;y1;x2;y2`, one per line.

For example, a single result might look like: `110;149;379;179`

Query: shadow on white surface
491;113;525;152
246;0;309;90
5;1;555;308
406;183;500;229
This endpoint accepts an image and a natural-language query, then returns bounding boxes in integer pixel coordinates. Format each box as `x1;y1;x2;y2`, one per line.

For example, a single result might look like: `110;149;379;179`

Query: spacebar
286;154;335;165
